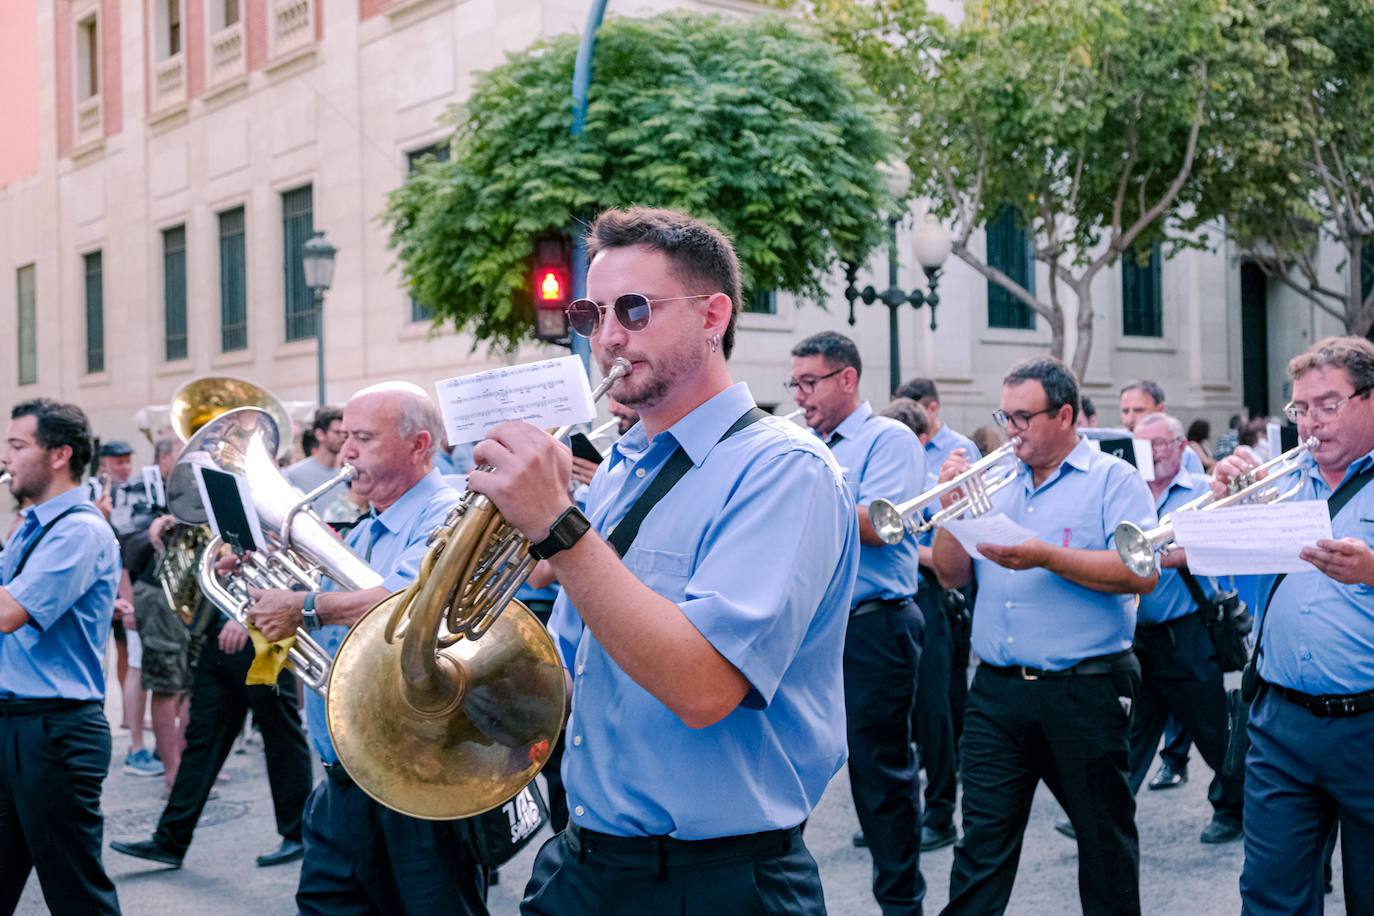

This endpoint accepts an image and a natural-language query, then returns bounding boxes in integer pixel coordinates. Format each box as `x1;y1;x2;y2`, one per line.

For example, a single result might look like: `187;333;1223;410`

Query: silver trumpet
1114;436;1318;577
868;438;1022;545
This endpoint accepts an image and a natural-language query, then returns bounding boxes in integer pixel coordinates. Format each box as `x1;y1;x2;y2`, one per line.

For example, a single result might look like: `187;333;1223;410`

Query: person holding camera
1122;413;1245;844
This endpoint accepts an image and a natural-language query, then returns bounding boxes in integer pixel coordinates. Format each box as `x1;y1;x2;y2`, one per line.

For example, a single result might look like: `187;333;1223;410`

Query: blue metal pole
568;0;609;375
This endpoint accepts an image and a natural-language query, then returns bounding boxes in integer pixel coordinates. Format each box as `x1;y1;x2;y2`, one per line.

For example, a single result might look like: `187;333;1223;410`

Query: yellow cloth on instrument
246;626;296;685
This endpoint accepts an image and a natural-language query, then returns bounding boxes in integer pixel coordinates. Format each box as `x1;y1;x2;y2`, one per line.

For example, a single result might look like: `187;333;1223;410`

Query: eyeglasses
783;368;845;395
1283;385;1372;422
992;406;1060;432
1146;437;1182;451
565;294;712;338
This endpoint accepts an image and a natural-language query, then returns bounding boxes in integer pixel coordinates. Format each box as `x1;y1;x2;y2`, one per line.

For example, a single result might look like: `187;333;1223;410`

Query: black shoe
1199;819;1243;844
1054;819;1077;840
1148;761;1188;790
110;838;182;868
852;830;868;848
255;838;305;867
920;824;958;851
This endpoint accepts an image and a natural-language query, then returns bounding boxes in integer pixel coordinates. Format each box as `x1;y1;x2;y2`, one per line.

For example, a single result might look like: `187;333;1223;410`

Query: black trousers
844;599;925;916
154;622;313;856
1126;614;1242;824
942;658;1141;916
914;586;957;830
521;825;824;915
297;768;488;916
0;702;121;915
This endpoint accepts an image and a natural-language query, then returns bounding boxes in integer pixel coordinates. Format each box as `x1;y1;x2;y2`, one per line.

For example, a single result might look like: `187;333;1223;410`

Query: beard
601;336;707;412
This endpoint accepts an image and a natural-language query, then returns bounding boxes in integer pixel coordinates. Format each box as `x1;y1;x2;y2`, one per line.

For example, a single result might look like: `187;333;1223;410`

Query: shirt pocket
622;546;693;601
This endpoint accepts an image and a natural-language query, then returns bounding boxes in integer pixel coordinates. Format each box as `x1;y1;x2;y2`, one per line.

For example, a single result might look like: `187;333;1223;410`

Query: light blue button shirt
0;487;120;700
1258;449;1374;695
1137;470;1211;625
924;423;981;487
306;469;460;763
967;439;1157;670
824;401;924;603
549;382;858;839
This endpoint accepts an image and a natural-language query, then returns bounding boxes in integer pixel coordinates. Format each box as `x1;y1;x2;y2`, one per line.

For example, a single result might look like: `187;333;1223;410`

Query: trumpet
778;408;805;424
868;439;1022;545
1114;436;1318;577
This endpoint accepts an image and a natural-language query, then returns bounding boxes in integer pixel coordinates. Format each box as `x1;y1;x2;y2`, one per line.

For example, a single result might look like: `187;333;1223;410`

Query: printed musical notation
1172;500;1334;575
435;356;597;446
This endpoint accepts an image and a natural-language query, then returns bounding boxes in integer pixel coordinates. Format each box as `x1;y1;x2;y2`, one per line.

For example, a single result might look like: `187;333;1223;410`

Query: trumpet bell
326;596;567;820
1113;521;1159;578
869;498;909;546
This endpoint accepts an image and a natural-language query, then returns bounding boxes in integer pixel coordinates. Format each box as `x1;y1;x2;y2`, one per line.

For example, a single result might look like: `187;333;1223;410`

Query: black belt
0;697;96;717
1135;611;1198;635
851;596;914;618
980;650;1135;681
566;823;799;872
1267;681;1374;718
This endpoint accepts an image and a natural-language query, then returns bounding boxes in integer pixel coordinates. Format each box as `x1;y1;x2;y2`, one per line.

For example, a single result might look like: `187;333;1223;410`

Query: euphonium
1114;436;1318;577
327;358;632;820
155;523;214;626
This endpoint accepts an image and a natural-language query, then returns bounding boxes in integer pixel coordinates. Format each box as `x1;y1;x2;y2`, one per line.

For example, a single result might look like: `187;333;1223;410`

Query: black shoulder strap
12;504;101;579
1178;568;1213;615
1255;462;1374;657
606;407;768;557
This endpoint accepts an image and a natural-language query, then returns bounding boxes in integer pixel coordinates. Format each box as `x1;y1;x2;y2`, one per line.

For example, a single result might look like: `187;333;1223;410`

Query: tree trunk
1071;281;1094;380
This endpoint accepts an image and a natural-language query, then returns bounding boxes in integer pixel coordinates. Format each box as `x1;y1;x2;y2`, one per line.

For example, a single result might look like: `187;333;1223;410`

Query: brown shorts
132;578;192;693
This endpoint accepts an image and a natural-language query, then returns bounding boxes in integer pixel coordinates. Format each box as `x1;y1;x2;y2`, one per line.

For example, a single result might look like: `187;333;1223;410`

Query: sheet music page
435;356;596;446
941;512;1036;557
1171;501;1333;575
142;465;165;507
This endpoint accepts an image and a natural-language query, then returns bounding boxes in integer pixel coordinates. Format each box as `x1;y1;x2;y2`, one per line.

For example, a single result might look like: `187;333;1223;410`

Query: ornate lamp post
302;231;338;406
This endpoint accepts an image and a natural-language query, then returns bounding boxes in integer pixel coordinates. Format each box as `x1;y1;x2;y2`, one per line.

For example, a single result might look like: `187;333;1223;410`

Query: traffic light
532;236;572;342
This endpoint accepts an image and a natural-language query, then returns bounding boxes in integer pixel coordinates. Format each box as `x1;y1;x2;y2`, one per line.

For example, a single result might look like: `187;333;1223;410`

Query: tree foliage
384;13;897;352
814;0;1297;377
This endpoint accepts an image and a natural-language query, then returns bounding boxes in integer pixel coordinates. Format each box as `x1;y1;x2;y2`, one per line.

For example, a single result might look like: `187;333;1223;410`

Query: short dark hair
790;331;861;376
1080;396;1097;420
1288;335;1374;391
879;397;930;438
11;398;94;479
1120;379;1166;406
313;407;343;436
893;377;938;404
301;430;318;456
1004;356;1080;422
586;208;743;358
1186;419;1210;442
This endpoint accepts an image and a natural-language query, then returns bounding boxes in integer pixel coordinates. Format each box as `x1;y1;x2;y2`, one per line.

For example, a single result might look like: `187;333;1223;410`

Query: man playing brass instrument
468;208;858;915
931;357;1157;916
243;383;485;916
1215;336;1374;914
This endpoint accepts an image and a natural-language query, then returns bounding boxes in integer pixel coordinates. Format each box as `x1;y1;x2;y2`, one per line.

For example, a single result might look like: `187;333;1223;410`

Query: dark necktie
826;432;844;450
362;513;380;563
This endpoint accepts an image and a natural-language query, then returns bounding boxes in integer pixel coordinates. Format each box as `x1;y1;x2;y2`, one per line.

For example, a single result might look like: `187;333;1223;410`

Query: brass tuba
326;358;632;820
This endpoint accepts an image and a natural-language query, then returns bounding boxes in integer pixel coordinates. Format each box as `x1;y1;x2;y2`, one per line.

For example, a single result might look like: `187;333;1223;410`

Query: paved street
18;671;1347;914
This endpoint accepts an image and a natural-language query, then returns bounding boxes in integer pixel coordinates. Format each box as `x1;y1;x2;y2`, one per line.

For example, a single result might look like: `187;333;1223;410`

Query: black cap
99;439;134;457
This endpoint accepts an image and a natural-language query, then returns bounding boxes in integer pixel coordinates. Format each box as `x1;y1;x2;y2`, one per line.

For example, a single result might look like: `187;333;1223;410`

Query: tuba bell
326;358;632;821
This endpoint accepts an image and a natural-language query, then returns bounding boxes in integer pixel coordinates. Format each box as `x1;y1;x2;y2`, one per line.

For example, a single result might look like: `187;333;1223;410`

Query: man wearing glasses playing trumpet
468;208;858;915
1214;336;1374;914
931;356;1157;916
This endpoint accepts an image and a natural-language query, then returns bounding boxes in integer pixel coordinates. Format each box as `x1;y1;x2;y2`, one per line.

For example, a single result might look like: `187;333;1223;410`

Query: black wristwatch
529;507;591;560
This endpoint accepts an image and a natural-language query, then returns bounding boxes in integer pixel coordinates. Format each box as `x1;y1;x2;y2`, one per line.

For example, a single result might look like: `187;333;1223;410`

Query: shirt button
635;468;647;478
1007;636;1015;643
1005;601;1012;608
572;735;583;746
576;663;585;675
574;805;585;817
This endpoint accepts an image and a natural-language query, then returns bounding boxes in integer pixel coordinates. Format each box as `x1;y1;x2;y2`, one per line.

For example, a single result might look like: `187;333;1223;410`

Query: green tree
1224;0;1374;336
385;13;897;352
816;0;1293;377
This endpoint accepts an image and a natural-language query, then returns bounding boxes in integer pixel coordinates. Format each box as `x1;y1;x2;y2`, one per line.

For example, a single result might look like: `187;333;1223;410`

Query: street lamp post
302;231;338;406
844;213;953;396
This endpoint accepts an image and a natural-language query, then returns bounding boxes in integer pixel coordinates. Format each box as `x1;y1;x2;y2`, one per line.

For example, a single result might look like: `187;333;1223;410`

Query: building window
211;0;240;30
744;289;777;315
405;143;450;322
78;16;100;100
219;207;248;352
163;225;188;360
84;251;104;373
164;0;182;56
1121;242;1163;338
16;265;36;386
282;185;315;342
986;205;1035;329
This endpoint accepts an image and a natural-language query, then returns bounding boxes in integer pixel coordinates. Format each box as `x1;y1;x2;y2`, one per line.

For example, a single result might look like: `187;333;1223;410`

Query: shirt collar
1157;468;1201;507
30;485;94;525
828;402;872;442
616;382;755;468
372;468;446;534
1020;437;1094;488
927;423;957;451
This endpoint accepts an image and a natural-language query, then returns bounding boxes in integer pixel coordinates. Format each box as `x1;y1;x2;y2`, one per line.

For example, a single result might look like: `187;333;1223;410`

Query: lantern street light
302;231;337;406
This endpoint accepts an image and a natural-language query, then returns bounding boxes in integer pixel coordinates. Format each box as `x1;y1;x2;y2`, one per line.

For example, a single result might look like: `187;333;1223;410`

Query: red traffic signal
532;236;572;341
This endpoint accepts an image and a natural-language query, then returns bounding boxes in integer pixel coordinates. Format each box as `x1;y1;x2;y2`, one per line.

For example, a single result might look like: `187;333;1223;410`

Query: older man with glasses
931;356;1157;916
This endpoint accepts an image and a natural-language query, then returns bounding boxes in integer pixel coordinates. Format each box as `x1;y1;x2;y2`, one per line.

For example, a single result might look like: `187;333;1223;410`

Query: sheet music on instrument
435;356;597;446
141;465;166;507
1171;501;1334;575
941;512;1036;557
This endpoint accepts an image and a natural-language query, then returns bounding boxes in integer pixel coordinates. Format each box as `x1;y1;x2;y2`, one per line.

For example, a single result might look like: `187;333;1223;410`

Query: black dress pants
914;586;957;831
154;622;312;856
942;659;1141;916
844;599;925;916
1126;614;1242;824
0;702;121;916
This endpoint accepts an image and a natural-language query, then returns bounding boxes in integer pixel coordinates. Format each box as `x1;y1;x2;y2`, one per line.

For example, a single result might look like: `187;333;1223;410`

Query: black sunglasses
566;294;712;338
